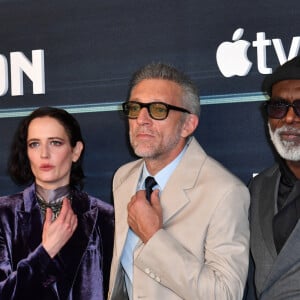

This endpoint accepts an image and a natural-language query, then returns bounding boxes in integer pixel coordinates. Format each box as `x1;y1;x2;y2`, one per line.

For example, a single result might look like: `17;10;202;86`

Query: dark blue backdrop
0;0;298;203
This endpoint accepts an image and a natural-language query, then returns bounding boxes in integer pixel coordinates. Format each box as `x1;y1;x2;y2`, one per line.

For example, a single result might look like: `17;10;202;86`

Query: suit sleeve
0;224;54;299
134;183;250;299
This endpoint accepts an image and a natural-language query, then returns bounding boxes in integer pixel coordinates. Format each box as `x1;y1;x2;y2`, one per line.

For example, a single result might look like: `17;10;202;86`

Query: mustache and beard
129;127;182;159
268;123;300;161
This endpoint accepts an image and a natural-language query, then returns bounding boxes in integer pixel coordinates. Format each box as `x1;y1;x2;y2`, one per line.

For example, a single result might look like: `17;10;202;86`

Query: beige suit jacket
108;137;250;299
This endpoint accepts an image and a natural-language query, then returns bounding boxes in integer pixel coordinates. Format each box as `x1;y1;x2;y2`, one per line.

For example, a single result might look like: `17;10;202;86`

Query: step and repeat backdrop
0;0;299;203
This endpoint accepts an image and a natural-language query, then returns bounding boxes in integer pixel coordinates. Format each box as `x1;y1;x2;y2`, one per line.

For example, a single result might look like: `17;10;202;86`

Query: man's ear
72;141;84;162
181;114;199;138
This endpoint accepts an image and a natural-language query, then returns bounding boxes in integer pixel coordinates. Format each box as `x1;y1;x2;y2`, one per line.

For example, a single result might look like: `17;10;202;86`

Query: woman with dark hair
0;107;114;300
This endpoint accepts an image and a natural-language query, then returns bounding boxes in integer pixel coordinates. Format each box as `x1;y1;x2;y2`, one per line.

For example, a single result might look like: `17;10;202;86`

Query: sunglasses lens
124;102;141;118
122;102;169;120
266;101;288;119
149;103;168;120
293;101;300;117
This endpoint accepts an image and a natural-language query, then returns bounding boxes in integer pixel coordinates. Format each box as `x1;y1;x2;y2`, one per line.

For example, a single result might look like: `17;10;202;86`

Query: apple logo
216;28;252;77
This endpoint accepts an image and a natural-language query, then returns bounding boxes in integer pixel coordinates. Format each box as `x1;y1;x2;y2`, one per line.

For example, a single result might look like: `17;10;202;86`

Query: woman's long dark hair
8;106;85;190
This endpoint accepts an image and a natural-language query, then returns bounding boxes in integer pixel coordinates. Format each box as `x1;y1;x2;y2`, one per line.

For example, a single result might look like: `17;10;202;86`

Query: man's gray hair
128;62;200;116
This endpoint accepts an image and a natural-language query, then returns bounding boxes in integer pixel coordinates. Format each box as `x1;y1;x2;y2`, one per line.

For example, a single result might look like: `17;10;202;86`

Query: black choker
36;184;71;220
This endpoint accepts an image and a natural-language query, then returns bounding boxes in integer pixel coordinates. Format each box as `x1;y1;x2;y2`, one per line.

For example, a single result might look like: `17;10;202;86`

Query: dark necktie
145;176;157;201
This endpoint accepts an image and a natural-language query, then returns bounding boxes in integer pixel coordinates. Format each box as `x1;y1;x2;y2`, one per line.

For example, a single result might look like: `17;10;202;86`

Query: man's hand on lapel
127;189;163;243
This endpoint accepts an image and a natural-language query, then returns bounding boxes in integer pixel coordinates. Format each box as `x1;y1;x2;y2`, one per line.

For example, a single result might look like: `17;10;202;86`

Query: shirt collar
139;139;190;190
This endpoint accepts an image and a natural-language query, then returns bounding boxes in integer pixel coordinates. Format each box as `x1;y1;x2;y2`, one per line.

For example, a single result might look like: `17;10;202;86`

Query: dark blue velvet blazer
0;183;114;300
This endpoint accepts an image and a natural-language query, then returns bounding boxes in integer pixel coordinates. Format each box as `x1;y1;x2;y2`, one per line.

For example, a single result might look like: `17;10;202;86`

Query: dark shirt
277;159;297;210
273;159;300;253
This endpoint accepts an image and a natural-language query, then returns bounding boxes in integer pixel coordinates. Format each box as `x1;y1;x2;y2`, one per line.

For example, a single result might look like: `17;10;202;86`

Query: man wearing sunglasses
108;62;250;300
244;56;300;299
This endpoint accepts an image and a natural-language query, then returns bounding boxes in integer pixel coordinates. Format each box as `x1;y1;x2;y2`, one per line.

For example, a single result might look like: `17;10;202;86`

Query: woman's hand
42;198;78;258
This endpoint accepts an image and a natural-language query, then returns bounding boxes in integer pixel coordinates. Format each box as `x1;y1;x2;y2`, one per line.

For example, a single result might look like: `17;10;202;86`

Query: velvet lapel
57;192;98;296
258;171;280;261
17;184;43;254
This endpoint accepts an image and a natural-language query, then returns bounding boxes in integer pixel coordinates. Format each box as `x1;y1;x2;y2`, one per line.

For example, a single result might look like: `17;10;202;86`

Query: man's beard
268;123;300;161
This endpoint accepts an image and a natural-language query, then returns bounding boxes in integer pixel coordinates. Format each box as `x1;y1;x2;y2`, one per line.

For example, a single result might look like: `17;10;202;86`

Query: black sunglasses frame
122;101;191;120
264;99;300;119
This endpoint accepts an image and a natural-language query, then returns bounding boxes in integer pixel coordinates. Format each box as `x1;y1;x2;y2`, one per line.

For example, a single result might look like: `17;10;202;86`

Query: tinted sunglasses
122;101;191;120
264;99;300;119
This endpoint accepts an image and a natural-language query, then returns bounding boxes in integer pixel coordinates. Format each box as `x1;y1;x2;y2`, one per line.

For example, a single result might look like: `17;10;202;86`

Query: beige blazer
108;137;250;300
